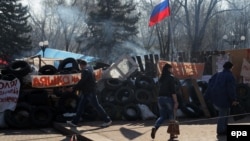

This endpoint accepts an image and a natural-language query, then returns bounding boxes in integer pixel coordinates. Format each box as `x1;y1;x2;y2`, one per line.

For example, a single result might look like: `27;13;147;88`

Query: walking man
67;59;112;127
205;61;238;135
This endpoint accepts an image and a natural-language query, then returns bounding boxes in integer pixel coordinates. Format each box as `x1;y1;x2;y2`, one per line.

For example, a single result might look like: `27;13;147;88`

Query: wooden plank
144;54;157;76
191;79;211;117
144;54;149;61
154;54;160;77
154;54;159;63
131;56;136;62
149;54;154;64
136;56;144;72
144;55;150;73
180;86;190;103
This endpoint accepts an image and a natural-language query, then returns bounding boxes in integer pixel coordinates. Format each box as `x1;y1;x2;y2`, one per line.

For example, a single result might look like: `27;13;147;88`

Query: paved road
54;116;250;141
1;115;250;141
0;128;70;141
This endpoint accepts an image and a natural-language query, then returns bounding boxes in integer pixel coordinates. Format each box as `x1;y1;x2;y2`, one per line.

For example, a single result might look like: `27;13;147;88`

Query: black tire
1;74;17;81
135;89;152;104
1;66;11;75
205;101;218;117
176;91;185;109
174;78;182;91
55;114;73;123
57;93;79;114
122;103;141;121
31;106;54;127
82;101;99;121
102;102;120;120
180;103;203;118
59;69;79;74
4;102;32;128
1;74;24;90
39;65;58;75
25;89;49;106
9;61;31;77
58;58;79;73
104;78;123;90
100;88;116;104
237;83;249;100
122;79;135;88
242;99;250;113
197;81;208;94
115;86;134;105
135;75;155;89
148;102;160;117
182;79;200;105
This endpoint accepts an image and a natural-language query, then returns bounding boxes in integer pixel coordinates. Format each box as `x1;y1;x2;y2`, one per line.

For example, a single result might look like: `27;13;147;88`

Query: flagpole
169;1;175;62
148;0;172;60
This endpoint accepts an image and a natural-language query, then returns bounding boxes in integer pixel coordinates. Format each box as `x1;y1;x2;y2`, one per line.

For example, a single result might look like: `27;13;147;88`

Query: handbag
167;111;180;135
167;119;180;135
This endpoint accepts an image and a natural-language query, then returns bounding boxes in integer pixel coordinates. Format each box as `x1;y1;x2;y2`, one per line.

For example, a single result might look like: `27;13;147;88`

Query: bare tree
25;0;250;61
28;0;93;52
174;0;222;61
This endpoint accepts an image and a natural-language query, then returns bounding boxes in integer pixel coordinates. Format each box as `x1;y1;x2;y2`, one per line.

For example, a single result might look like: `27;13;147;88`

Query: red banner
157;60;205;79
31;73;81;88
31;68;103;88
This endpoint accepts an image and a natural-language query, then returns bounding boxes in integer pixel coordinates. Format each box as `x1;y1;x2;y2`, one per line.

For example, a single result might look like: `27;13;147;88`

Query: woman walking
151;63;179;139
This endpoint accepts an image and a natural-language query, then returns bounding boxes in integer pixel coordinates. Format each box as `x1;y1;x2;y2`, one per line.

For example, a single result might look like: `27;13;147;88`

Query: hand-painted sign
157;60;205;79
31;73;81;88
241;58;250;83
31;68;103;88
0;78;20;112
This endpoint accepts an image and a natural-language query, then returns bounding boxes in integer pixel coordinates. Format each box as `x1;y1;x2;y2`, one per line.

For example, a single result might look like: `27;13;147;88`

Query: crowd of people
65;59;240;140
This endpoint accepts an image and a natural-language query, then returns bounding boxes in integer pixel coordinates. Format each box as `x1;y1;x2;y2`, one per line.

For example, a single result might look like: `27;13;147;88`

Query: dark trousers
72;92;111;124
214;105;230;134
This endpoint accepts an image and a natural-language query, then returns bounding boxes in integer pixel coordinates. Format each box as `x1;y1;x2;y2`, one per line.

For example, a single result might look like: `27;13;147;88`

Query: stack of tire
0;60;51;128
178;79;208;118
3;89;55;129
2;58;81;128
97;75;158;121
37;58;80;123
1;60;33;88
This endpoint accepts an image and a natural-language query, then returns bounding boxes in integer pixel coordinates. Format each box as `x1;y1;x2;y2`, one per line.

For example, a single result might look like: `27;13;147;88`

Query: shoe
67;121;77;127
101;120;112;127
151;127;157;139
170;134;178;139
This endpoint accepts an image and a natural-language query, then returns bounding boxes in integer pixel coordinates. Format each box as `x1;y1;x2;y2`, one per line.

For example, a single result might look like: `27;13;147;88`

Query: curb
53;122;112;141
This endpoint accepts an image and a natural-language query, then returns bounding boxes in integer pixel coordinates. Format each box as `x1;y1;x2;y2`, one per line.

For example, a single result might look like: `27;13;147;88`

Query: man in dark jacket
67;60;112;127
205;61;238;135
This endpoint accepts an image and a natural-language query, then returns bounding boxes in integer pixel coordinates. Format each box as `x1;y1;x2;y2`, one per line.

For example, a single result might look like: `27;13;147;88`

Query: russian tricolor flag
149;0;170;27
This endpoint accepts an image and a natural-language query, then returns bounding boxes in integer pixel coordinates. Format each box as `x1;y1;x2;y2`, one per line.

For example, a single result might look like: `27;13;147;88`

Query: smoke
121;41;149;56
102;21;114;43
56;5;86;25
105;41;160;63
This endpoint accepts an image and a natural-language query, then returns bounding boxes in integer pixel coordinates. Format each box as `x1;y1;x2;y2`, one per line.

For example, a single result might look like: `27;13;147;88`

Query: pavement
0;128;71;141
53;115;250;141
1;115;249;141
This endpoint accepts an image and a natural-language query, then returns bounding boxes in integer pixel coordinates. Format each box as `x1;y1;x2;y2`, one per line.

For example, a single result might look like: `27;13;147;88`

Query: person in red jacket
67;59;112;127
